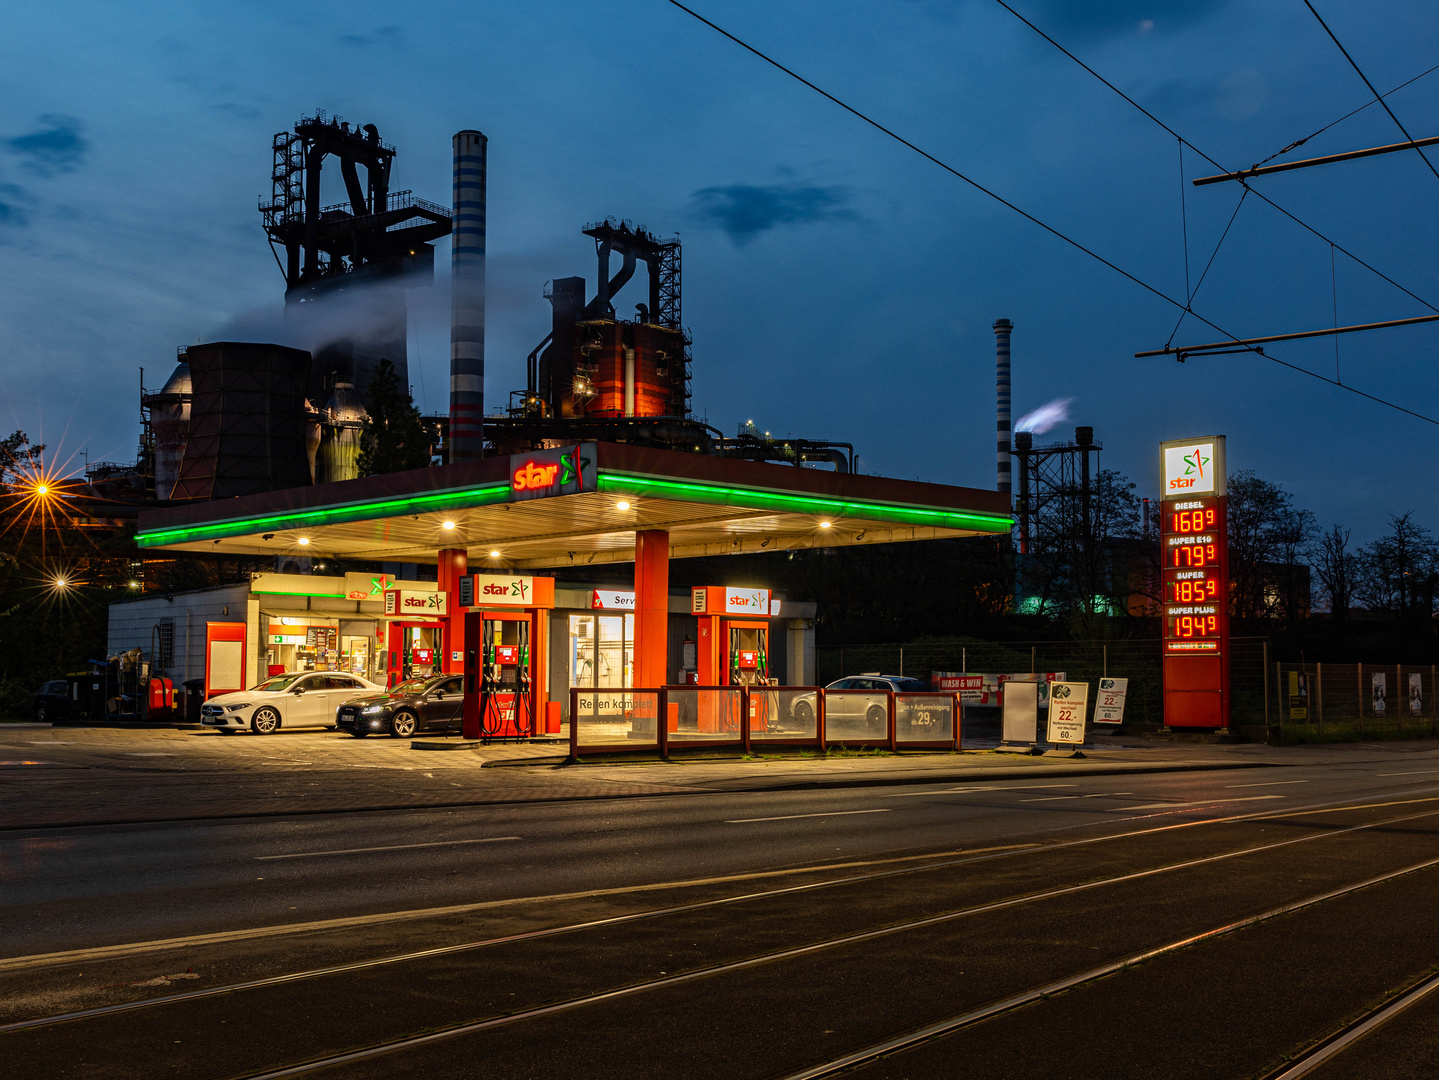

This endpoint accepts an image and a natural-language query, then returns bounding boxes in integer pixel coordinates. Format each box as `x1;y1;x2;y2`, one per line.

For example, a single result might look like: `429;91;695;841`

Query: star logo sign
369;574;393;595
559;447;592;491
1182;450;1210;479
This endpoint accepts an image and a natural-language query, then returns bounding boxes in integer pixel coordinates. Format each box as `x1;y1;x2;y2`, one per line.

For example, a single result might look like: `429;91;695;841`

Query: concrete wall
107;585;252;687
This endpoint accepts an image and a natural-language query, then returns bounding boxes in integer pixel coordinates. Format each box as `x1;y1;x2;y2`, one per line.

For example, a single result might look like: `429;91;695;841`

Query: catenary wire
1251;59;1439;170
663;0;1439;427
1168;187;1248;347
1302;0;1439;186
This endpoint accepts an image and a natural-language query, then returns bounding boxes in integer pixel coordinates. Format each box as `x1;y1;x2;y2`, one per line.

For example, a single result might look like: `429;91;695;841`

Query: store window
568;614;633;689
265;615;381;681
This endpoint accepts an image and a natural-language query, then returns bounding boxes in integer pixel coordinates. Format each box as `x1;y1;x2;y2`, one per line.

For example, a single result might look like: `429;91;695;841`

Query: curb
411;739;482;751
0;758;1280;832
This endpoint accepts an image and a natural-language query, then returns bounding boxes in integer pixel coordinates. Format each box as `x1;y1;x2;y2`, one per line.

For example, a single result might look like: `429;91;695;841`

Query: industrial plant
85;112;856;510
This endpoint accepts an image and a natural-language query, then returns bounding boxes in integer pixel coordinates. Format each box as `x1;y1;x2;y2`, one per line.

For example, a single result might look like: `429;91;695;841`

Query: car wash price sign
1161;437;1229;728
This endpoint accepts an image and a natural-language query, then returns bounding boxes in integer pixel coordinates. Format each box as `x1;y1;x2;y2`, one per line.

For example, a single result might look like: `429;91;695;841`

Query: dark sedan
33;679;76;724
336;674;464;738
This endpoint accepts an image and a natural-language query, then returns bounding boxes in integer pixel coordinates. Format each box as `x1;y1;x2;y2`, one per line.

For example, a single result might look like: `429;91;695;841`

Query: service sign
1161;437;1226;498
725;587;770;613
1094;677;1128;724
384;589;448;617
1046;681;1089;744
469;574;535;605
509;443;596;502
592;589;636;610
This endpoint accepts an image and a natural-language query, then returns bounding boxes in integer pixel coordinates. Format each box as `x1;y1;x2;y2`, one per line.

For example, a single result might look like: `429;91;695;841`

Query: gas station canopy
136;443;1012;567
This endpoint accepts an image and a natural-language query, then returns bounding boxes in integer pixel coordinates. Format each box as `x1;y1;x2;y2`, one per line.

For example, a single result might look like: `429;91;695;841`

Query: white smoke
1014;397;1073;435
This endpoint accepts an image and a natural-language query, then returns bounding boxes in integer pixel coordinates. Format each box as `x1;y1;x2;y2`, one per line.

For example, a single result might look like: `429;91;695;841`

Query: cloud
6;114;88;176
339;25;404;47
689;182;856;245
0;182;31;229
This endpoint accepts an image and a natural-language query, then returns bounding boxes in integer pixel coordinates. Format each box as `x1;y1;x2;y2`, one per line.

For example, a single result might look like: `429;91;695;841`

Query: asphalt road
5;751;1439;1078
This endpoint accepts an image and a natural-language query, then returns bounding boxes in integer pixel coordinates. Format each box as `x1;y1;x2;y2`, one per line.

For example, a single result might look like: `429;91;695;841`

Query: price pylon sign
1047;681;1089;745
1160;436;1229;730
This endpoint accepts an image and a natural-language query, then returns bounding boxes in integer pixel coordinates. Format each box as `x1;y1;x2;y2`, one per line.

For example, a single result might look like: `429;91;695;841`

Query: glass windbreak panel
751;689;819;740
569;615;597;688
594;615;633;688
667;688;746;742
823;690;890;742
573;690;660;748
895;694;954;743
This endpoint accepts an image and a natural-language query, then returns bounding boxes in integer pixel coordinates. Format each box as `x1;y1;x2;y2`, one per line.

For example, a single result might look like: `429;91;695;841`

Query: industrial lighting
441;520;456;530
297;537;311;546
128;580;141;589
818;521;832;529
615;500;631;511
53;577;69;589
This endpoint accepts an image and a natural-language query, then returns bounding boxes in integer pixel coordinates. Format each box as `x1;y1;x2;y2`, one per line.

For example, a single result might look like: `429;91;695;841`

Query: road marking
1377;770;1439;776
1114;795;1285;811
124;753;172;757
1227;779;1310;788
256;836;521;860
1021;793;1134;802
725;809;892;824
881;787;1000;797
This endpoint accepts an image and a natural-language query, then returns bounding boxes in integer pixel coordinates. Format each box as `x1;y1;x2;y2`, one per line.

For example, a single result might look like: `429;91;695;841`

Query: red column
437;548;468;675
634;530;670;689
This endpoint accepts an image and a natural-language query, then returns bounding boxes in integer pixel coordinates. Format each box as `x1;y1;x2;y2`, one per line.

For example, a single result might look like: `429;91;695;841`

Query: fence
568;686;959;759
816;638;1273;732
1272;663;1439;743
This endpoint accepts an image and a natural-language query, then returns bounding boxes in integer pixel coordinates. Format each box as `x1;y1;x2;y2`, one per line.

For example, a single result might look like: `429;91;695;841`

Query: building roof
136;442;1011;569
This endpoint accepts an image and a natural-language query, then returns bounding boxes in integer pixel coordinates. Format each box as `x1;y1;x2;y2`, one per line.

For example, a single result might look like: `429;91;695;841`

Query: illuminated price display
1162;496;1228;655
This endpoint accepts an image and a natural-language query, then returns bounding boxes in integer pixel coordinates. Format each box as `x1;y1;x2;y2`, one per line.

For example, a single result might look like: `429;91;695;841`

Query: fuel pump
729;624;771;732
478;617;534;740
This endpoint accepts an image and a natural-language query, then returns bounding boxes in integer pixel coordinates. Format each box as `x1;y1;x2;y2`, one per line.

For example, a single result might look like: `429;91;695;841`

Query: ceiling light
818;521;832;529
441;520;456;530
297;537;311;546
489;549;501;558
615;500;631;511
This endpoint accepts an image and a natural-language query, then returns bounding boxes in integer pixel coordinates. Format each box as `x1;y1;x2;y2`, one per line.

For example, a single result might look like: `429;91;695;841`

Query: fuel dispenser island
461;574;556;741
692;586;774;734
382;588;449;687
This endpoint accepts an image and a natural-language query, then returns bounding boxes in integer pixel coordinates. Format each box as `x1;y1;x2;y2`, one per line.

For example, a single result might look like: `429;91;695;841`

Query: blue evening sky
1;1;1436;541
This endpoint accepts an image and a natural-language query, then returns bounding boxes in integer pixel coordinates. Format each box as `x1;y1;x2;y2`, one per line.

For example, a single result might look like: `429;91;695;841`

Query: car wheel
35;702;47;724
793;700;813;727
390;711;417;738
866;704;886;729
250;707;280;735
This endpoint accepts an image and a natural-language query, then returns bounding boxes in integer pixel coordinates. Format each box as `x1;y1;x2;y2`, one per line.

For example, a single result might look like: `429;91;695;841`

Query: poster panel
1288;671;1308;721
1046;681;1089;745
1410;673;1424;716
1372;672;1388;716
1001;680;1038;744
1094;677;1128;724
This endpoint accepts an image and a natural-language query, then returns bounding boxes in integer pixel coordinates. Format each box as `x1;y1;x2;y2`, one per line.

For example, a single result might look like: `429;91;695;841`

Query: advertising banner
1001;680;1039;744
1094;677;1128;724
932;672;1064;706
933;673;985;702
1288;671;1308;721
1046;681;1089;745
384;590;448;617
1410;673;1424;716
1372;672;1388;716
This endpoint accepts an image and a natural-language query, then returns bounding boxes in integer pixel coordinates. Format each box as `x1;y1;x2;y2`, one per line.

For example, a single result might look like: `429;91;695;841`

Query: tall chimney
994;318;1013;498
450;130;487;460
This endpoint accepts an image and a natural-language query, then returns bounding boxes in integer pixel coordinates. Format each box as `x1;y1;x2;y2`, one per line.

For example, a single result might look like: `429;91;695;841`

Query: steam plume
1014;397;1073;435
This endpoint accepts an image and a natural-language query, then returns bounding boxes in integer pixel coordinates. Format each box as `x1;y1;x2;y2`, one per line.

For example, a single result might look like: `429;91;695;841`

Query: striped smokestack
450;130;487;460
994;318;1012;498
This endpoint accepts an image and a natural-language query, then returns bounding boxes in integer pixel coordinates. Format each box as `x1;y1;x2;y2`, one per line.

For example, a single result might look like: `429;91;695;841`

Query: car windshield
391;679;434;696
254;673;304;692
895;679;930;693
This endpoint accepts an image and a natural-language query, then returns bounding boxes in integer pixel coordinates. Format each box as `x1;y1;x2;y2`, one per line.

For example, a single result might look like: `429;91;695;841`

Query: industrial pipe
623;346;636;417
450;129;487;460
994;319;1012;499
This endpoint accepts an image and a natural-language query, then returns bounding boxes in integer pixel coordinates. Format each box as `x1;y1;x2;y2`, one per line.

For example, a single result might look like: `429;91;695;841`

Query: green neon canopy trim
135;483;512;548
596;472;1012;532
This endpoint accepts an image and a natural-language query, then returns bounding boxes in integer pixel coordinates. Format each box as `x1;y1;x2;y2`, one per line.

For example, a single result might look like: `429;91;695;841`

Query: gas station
135;442;1012;746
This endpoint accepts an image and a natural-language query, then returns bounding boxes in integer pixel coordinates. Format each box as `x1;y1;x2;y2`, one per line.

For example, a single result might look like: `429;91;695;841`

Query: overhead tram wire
1302;0;1439;187
662;0;1439;428
990;0;1439;318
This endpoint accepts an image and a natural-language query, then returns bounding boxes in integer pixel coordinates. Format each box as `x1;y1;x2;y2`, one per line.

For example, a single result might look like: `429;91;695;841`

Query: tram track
4;796;1439;1080
7;797;1439;1038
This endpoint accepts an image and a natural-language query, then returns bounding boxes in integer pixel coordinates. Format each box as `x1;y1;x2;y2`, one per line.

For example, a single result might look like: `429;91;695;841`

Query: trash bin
184;678;206;725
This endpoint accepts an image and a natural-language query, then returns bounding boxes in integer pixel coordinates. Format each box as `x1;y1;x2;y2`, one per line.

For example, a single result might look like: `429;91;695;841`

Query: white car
200;671;386;734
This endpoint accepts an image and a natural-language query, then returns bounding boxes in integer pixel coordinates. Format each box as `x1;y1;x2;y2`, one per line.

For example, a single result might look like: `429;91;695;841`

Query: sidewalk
3;724;1437;830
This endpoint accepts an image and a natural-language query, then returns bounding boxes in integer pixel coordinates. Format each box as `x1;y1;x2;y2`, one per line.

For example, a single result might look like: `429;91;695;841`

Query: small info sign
1094;677;1128;724
1046;681;1089;745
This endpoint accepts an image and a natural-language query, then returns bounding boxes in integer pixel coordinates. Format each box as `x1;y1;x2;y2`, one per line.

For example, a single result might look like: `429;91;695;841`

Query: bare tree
1356;513;1439;620
1308;524;1356;620
1226;470;1310;620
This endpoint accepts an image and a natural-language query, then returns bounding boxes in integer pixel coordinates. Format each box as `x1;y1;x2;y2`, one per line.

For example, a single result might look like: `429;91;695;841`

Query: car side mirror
433;690;445;699
291;686;305;695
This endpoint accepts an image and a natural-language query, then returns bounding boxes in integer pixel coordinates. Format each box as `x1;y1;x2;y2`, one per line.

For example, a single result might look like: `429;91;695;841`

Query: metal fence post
1398;664;1405;737
1316;663;1323;736
1103;643;1108;678
658;687;669;760
1433;665;1437;738
1357;663;1365;735
899;646;904;678
1262;641;1269;735
740;687;751;756
1031;646;1036;675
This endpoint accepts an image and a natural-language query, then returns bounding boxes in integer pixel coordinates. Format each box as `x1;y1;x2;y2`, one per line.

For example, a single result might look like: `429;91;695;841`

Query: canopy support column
437;547;467;675
634;530;669;689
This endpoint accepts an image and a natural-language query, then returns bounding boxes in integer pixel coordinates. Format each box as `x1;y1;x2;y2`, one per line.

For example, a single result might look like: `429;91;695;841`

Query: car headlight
225;703;251;712
361;704;387;714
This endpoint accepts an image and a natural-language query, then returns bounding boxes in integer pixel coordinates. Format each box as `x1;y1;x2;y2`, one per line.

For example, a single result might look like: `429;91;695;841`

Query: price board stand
1046;681;1090;758
1160;437;1230;731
